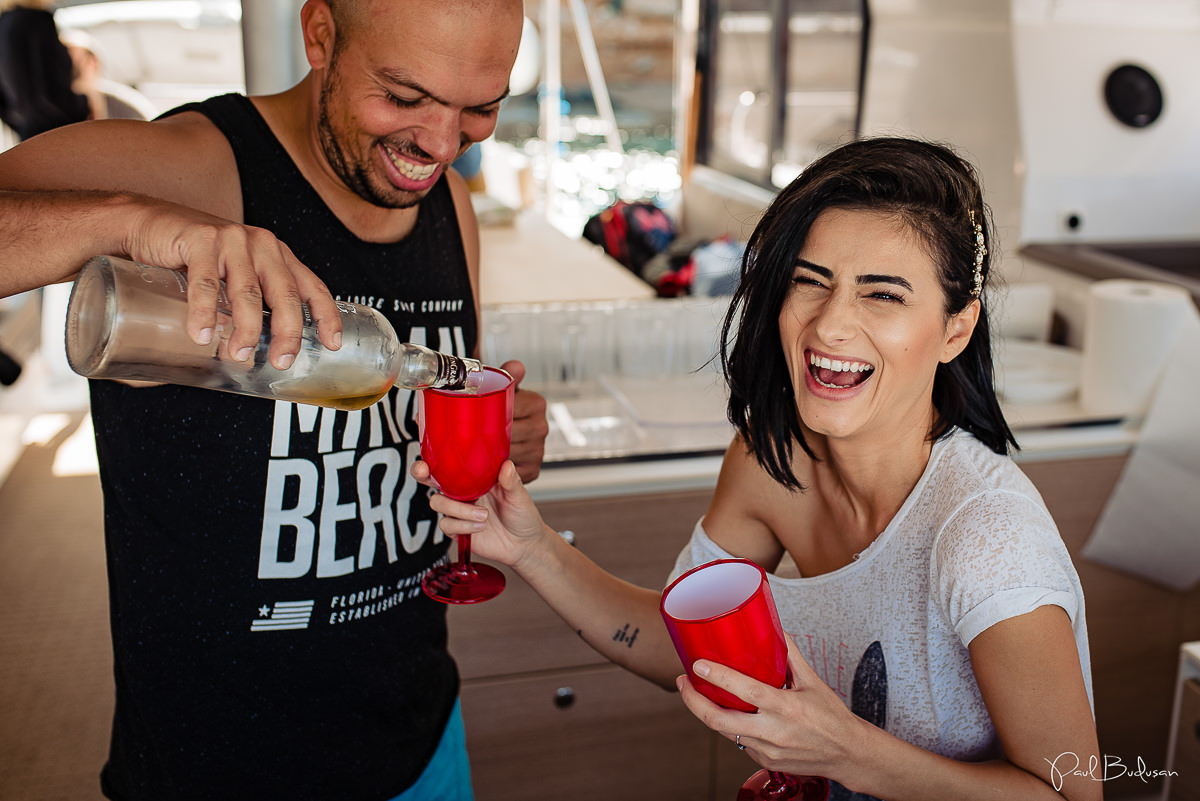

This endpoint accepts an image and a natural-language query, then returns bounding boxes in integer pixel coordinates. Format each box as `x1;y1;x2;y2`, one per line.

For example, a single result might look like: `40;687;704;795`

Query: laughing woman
416;137;1101;800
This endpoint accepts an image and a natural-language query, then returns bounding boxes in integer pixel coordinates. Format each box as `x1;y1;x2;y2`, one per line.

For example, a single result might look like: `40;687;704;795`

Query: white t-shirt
669;428;1093;761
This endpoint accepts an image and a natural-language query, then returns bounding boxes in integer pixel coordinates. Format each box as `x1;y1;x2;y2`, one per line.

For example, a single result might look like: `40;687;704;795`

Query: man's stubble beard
316;66;422;211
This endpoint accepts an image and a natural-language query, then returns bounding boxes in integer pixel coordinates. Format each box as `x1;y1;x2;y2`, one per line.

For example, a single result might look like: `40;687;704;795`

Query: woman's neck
805;418;937;541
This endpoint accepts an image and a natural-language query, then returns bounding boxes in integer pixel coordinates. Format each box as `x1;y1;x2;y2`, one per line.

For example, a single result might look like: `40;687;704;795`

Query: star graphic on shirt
258;605;272;618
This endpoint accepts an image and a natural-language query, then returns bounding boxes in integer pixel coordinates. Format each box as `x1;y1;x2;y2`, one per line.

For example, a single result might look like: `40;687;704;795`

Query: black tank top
91;94;473;801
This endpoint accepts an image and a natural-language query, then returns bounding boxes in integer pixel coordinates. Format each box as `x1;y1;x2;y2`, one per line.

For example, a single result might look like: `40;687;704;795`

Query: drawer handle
554;686;576;709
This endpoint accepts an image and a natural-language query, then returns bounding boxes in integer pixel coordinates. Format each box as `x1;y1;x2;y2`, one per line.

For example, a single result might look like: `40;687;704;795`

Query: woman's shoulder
711;434;817;512
928;439;1083;644
702;435;805;567
931;429;1042;501
926;432;1063;569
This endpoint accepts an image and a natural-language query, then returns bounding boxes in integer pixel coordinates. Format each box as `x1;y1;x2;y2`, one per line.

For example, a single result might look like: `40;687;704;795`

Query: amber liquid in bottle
65;256;483;410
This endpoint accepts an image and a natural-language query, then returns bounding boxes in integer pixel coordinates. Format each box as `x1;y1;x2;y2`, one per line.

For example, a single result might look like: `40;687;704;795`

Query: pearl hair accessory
969;210;987;297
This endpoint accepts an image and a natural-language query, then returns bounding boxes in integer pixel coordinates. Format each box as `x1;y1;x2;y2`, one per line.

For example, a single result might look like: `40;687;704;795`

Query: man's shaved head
327;0;522;54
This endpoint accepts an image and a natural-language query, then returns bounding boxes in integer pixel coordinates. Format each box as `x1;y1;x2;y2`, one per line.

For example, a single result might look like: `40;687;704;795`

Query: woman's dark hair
720;136;1017;491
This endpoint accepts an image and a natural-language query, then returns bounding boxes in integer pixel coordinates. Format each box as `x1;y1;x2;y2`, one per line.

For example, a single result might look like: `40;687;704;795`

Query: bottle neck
436;353;484;390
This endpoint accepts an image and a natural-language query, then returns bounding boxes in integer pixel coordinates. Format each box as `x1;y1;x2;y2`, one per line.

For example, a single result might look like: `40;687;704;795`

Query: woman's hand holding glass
662;561;830;801
411;457;553;574
677;631;863;792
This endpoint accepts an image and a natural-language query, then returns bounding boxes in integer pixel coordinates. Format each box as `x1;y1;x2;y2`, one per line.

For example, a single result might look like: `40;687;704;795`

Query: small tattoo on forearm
613;623;638;648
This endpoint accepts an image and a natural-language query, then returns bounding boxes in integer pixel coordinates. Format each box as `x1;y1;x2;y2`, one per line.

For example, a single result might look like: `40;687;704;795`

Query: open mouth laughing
808;351;875;389
384;144;439;182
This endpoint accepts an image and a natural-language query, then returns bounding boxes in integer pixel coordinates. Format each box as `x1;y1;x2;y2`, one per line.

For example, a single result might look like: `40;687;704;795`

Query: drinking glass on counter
661;559;831;801
616;299;680;378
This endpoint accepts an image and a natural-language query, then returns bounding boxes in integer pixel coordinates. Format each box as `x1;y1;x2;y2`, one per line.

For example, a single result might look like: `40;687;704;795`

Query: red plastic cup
419;366;514;604
418;366;514;502
660;558;788;713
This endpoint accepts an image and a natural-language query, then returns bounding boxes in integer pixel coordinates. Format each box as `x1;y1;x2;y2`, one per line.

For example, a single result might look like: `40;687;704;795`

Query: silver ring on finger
736;734;745;751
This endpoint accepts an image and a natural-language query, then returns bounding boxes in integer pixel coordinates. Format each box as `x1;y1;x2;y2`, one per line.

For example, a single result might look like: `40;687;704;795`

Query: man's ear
941;298;981;363
300;0;337;71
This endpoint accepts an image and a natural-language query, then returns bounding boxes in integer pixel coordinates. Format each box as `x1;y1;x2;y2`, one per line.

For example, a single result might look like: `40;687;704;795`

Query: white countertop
479;211;655;306
528;375;1139;502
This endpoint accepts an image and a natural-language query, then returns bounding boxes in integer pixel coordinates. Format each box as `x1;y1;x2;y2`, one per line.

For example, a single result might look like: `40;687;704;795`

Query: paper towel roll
1079;279;1194;418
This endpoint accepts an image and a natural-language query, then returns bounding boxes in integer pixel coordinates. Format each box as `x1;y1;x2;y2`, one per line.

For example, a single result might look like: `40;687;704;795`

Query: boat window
696;0;865;189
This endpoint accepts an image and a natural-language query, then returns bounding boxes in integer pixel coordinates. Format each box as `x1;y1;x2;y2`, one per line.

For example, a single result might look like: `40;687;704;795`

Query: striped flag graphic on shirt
251;600;315;631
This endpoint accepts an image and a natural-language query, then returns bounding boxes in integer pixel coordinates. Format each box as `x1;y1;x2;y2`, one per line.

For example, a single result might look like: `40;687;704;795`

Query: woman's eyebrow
858;273;914;291
795;258;831;278
796;259;914;292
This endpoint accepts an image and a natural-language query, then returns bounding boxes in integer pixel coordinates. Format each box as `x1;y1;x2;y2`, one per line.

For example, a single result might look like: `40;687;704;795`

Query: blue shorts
389;699;474;801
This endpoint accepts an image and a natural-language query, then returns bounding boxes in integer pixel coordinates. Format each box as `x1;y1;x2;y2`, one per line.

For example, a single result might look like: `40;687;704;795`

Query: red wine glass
419;366;514;604
661;559;831;801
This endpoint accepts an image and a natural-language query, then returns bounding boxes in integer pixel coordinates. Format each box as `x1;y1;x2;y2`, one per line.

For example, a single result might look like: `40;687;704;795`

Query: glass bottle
64;255;483;410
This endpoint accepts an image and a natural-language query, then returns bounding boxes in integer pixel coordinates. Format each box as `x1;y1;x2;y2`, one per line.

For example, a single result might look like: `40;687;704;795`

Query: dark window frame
695;0;871;190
